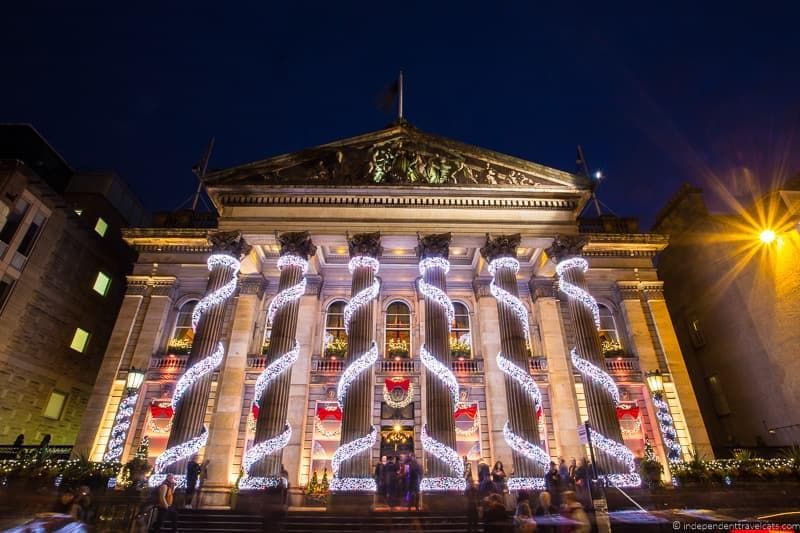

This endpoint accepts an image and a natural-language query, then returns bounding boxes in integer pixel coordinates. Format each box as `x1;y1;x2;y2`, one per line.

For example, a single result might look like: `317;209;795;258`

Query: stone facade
74;123;710;504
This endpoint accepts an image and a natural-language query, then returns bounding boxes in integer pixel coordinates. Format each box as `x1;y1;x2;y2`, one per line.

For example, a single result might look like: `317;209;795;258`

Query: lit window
94;217;108;237
598;305;623;355
385;301;411;358
92;272;112;296
450;302;472;358
322;301;347;358
70;328;90;353
43;391;67;420
167;301;196;354
74;209;83;216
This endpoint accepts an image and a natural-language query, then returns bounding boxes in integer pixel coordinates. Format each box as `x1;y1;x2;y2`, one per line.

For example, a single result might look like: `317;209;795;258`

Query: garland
331;256;381;492
103;393;138;462
419;424;467;492
383;378;414;409
150;253;239;488
487;257;530;341
240;254;308;490
556;257;640;488
454;404;480;437
653;393;682;461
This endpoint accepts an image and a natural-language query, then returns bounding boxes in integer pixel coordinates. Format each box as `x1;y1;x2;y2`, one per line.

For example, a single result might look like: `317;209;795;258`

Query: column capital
640;281;665;300
277;231;317;259
545;235;587;263
480;233;520;263
239;275;268;297
416;232;452;259
150;276;179;297
472;278;492;299
529;277;557;301
347;232;383;258
209;230;252;259
126;276;151;296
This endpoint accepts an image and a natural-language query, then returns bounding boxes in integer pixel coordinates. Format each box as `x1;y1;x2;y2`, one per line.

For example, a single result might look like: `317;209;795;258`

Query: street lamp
126;367;146;392
644;368;682;463
645;369;664;395
759;229;776;244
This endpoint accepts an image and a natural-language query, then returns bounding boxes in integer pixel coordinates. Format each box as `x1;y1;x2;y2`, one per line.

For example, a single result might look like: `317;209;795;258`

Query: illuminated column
417;233;464;491
331;233;382;492
242;232;316;488
156;231;251;486
480;234;546;490
547;236;638;486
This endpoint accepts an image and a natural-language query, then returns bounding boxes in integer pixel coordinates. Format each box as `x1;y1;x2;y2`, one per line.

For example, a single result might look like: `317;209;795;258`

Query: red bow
251;403;260;420
316;404;343;421
454;404;478;419
616;403;640;419
385;377;411;392
150;401;173;419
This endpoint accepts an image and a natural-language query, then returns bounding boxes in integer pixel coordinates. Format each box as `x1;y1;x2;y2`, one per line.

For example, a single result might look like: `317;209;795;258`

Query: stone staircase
174;509;265;532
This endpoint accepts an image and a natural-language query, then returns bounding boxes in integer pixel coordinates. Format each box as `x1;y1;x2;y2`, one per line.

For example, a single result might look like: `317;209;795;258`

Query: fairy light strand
419;424;466;492
497;352;542;407
420;345;460;408
570;348;620;405
418;257;455;328
239;424;293;490
653;394;683;461
330;426;378;492
555;257;600;328
103;393;138;463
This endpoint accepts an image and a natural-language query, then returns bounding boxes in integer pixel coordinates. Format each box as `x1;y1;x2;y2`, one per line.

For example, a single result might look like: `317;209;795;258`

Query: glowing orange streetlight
759;229;776;244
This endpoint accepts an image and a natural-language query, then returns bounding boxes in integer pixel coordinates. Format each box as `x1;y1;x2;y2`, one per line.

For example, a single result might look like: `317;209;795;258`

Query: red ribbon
251;403;260;420
150;401;173;419
536;406;542;420
616;403;640;419
384;377;411;392
454;404;478;419
316;404;343;421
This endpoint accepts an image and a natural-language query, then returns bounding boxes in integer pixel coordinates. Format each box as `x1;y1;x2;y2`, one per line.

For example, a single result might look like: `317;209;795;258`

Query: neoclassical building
73;123;711;506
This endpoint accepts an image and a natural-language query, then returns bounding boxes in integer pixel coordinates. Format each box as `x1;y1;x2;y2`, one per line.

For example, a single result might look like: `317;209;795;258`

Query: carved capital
347;232;383;258
150;277;179;297
529;277;557;301
545;235;587;263
305;275;323;296
472;278;493;299
640;281;665;300
278;231;317;259
416;232;452;259
480;233;521;263
616;281;641;301
209;230;252;259
125;277;150;296
239;275;268;297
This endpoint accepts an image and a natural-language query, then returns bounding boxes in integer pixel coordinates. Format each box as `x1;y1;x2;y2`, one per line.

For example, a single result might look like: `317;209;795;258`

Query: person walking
562;491;590;533
185;457;201;509
406;453;421;511
558;457;569;489
150;473;177;533
374;456;387;504
544;462;560;506
567;458;577;489
383;456;398;507
465;480;480;532
478;462;497;498
513;501;537;533
533;491;558;533
483;493;511;533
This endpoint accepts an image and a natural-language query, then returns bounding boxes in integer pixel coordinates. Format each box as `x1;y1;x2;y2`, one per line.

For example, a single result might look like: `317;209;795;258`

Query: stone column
201;275;265;506
480;234;542;478
546;236;625;475
417;233;459;479
166;231;251;475
530;278;583;461
337;232;382;480
252;232;316;478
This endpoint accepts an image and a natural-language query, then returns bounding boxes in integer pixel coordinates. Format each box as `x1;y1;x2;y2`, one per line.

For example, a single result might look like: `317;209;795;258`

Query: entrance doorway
380;425;414;458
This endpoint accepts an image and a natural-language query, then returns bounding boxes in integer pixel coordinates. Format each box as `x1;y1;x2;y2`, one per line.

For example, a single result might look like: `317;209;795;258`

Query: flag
377;77;400;114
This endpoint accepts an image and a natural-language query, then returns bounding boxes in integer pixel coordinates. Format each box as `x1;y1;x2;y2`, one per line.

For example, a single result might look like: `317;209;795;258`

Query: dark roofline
652;182;704;231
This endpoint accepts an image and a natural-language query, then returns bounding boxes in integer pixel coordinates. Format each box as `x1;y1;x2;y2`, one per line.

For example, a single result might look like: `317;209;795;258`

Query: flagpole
398;70;404;120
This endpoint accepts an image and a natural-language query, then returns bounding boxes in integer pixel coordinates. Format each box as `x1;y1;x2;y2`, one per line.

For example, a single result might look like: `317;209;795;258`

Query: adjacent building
72;123;710;506
0;124;147;446
654;181;800;454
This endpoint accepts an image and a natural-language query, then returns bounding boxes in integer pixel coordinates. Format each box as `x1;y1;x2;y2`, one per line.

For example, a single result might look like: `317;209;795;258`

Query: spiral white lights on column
239;254;308;490
653;394;682;461
103;393;138;463
556;257;641;488
331;256;380;492
487;256;548;490
150;253;240;488
419;424;467;491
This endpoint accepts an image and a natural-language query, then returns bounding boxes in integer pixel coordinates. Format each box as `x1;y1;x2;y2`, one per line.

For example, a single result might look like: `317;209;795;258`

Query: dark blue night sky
3;2;799;228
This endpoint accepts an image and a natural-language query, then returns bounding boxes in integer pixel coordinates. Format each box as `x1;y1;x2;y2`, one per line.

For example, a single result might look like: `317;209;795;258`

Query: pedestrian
478;462;497;498
483;493;511;532
383;456;397;506
561;491;590;533
465;480;480;532
544;462;560;506
568;457;577;489
75;485;93;523
150;473;177;533
280;464;290;505
492;461;507;492
198;459;210;498
533;491;558;533
574;458;590;506
185;457;201;509
374;455;387;503
12;434;24;449
513;501;537;533
558;457;569;488
406;453;421;511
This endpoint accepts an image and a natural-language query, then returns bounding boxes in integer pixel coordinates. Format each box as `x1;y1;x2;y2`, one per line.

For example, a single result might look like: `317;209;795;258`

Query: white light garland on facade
239;424;293;490
653;394;683;461
172;342;224;410
487;257;530;341
330;426;378;492
555;257;600;329
192;254;241;330
569;348;620;405
382;380;414;409
266;255;309;325
589;427;641;487
103;393;138;462
418;257;455;328
497;352;542;407
420;345;460;408
343;279;380;334
149;428;209;488
253;341;299;407
337;342;378;409
314;417;341;439
419;424;466;492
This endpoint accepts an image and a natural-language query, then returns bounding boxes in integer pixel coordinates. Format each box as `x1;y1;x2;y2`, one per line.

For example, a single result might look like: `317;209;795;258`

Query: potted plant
167;337;193;355
601;339;625;356
324;337;348;358
449;337;471;359
261;338;270;355
639;441;663;487
387;338;409;358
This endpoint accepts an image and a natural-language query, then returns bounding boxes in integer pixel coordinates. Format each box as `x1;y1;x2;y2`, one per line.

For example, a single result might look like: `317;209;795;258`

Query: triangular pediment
204;122;589;191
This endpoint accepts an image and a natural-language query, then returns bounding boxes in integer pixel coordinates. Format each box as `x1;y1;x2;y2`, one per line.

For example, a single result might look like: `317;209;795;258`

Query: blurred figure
374;456;387;503
533;491;558;533
492;461;507;492
184;457;201;509
150;473;177;533
544;462;560;507
465;479;480;532
384;456;398;506
513;501;537;532
561;491;589;533
406;453;421;511
568;458;577;489
478;462;498;498
558;458;569;488
483;493;510;533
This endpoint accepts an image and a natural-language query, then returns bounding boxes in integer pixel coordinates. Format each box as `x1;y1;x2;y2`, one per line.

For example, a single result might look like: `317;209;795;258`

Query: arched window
385;301;411;359
168;300;196;355
323;301;347;358
450;302;472;358
598;305;623;356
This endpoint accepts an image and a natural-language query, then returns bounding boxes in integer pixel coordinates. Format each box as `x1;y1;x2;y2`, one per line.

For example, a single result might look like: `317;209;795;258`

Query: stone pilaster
546;236;625;475
253;231;316;477
530;277;583;461
201;275;266;506
166;231;252;475
417;233;458;478
338;232;382;480
480;234;542;478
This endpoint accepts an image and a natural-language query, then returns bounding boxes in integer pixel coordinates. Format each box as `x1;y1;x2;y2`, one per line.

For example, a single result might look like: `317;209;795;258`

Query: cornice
582;232;670;254
126;276;179;297
616;280;665;300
